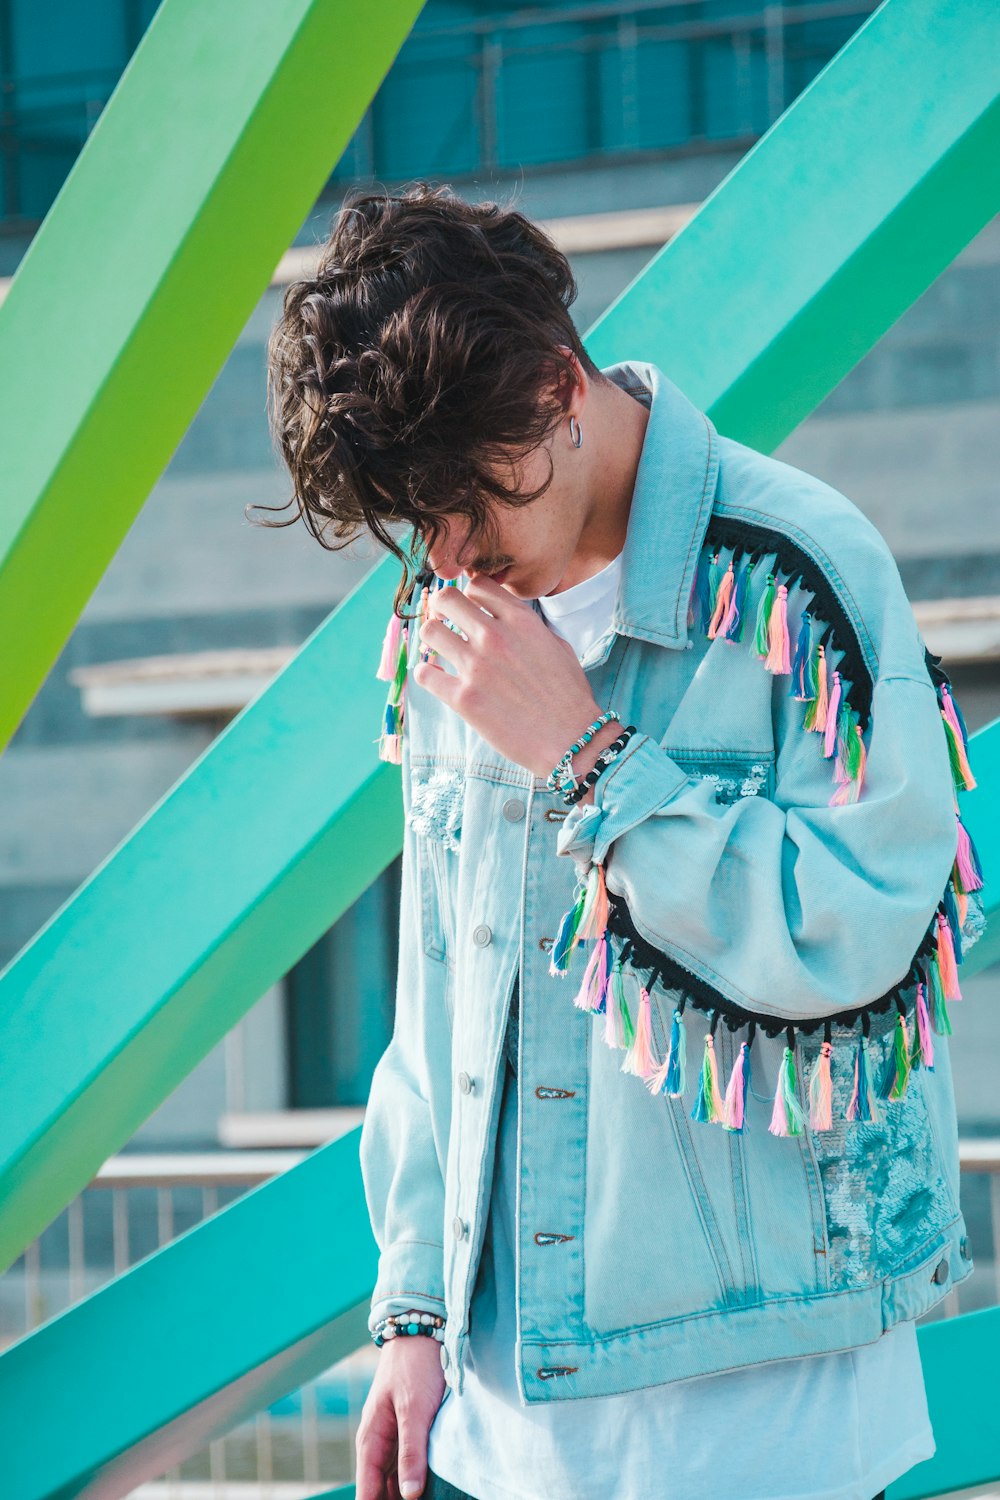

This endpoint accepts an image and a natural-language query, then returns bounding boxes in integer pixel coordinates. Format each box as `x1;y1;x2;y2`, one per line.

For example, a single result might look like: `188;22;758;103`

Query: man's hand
355;1334;447;1500
412;574;619;784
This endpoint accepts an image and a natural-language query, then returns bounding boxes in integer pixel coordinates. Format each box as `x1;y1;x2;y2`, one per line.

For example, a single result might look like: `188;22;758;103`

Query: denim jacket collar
600;359;721;653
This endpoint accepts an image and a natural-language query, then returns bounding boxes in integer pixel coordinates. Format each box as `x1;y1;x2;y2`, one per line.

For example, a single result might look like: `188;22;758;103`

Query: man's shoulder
710;433;927;686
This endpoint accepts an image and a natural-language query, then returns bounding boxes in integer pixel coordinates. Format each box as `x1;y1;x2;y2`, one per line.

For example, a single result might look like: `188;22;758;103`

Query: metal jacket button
453;1215;467;1240
472;923;492;946
502;798;525;821
932;1257;949;1284
458;1071;472;1093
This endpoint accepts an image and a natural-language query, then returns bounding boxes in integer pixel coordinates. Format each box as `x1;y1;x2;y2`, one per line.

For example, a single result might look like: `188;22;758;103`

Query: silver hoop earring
569;414;583;448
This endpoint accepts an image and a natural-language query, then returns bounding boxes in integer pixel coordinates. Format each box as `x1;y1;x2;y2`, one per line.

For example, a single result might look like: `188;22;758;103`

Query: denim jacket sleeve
358;734;448;1338
555;663;961;1025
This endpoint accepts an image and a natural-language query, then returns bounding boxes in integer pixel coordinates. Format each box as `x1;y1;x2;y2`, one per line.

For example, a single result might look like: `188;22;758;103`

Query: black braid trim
604;886;945;1042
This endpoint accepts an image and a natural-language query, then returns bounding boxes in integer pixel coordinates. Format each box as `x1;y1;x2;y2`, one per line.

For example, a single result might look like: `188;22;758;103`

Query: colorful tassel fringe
381;538;983;1139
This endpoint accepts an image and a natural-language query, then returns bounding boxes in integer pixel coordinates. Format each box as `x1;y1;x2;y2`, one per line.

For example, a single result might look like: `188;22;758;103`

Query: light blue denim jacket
360;359;986;1404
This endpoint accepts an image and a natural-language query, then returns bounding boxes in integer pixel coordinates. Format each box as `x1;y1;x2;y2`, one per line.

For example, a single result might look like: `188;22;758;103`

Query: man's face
421;425;589;602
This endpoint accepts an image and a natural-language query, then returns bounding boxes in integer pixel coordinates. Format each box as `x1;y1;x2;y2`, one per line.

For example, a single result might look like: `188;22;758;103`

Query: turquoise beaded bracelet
546;709;621;795
372;1309;445;1348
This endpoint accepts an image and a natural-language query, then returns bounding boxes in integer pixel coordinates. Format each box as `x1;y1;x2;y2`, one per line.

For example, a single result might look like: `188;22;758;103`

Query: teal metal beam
0;0;423;751
0;1130;379;1500
584;0;1000;451
889;1306;1000;1498
0;574;408;1272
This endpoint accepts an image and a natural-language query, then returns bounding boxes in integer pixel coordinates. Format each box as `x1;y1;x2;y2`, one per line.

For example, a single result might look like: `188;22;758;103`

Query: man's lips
488;566;512;583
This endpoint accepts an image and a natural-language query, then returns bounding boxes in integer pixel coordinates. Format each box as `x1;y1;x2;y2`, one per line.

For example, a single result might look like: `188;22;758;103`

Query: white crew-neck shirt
534;549;624;662
426;554;936;1500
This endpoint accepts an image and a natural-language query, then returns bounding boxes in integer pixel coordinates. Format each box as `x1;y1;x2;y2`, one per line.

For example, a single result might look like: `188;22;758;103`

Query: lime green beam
0;0;423;752
0;1131;380;1500
1;0;998;1268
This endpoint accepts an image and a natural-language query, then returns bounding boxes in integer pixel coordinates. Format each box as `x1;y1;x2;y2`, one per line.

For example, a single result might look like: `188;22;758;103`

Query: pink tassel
954;812;984;893
808;1039;834;1130
708;561;735;638
722;1038;752;1131
936;911;962;1002
764;584;791;674
912;983;935;1070
823;670;843;758
572;929;611;1012
376;611;403;680
623;987;660;1077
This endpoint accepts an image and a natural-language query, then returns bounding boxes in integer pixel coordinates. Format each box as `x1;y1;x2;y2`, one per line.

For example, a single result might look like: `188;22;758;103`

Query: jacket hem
512;1225;971;1402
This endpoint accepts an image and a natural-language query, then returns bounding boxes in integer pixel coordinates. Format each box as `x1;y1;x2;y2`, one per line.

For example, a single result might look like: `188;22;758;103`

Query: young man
262;182;985;1500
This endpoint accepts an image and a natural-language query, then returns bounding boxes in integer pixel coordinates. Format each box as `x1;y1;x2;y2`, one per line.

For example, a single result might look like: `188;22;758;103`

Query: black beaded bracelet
561;724;637;806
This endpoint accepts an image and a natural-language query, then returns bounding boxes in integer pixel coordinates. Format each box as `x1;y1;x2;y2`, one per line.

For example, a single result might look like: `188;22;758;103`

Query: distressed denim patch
408;766;465;852
802;1027;956;1290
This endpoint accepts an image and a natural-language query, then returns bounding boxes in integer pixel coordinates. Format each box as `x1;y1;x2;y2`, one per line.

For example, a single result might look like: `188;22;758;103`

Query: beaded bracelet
372;1310;445;1348
546;709;621;796
561;724;638;806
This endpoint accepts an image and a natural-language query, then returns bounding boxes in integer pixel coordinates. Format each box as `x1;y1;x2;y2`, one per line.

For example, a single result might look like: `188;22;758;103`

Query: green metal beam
0;0;423;752
2;0;999;1491
0;1130;379;1500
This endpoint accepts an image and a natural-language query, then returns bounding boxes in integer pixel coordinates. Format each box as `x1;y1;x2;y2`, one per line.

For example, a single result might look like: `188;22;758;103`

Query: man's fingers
417;616;470;669
464;572;527;618
412;656;461;708
395;1405;430;1499
427;580;499;638
355;1400;397;1500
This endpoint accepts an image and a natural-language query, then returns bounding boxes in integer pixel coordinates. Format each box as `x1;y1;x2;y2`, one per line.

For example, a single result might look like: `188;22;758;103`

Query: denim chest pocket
408;763;464;968
664;747;775;804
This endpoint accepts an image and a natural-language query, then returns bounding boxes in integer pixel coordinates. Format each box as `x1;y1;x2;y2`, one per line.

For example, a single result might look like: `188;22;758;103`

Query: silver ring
569;414;583;448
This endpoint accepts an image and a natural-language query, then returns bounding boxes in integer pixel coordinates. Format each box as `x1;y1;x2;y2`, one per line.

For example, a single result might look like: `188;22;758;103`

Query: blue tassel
663;1007;687;1096
790;608;813;699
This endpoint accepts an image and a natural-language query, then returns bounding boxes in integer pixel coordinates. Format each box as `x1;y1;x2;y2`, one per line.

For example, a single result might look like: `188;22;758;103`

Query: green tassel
753;572;777;657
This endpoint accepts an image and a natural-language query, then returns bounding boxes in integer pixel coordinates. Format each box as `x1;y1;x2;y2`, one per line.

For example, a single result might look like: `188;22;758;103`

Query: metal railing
1;1136;996;1493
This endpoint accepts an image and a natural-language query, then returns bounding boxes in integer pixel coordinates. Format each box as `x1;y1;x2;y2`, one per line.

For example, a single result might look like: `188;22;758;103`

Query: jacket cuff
368;1237;447;1339
556;731;691;868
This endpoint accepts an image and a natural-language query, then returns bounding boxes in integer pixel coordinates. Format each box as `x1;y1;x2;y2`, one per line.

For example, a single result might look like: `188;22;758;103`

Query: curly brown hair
251;180;606;619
